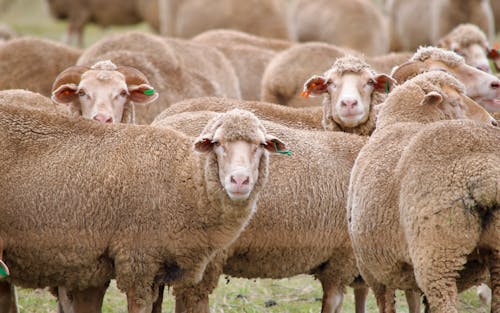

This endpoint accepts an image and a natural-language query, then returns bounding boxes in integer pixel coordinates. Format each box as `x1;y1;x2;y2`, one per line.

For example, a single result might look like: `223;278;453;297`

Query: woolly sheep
388;0;494;51
151;108;368;313
260;42;407;107
289;0;389;56
0;105;285;313
391;47;500;113
45;0;159;47
0;37;81;96
192;29;292;52
51;60;159;124
158;0;290;40
348;71;498;313
192;35;277;101
438;24;495;73
77;31;241;124
163;56;396;136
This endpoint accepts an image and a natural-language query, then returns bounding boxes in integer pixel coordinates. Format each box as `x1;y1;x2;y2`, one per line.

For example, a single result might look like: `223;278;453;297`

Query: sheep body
388;0;494;51
348;71;498;312
0;37;81;96
77;31;240;124
159;0;290;39
192;29;292;52
289;0;389;56
0;105;269;307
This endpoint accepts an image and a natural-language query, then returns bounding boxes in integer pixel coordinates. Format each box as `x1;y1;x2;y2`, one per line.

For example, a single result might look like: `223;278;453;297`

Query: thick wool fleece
0;37;81;97
0;89;65;114
0;105;268;305
153;110;368;313
192;29;292;52
410;46;464;67
348;71;498;312
438;24;489;50
77;31;240;124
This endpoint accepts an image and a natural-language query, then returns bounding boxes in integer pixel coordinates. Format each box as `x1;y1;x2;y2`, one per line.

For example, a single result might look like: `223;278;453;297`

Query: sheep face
194;110;287;202
450;43;491;73
392;58;500;113
304;70;394;128
51;61;158;124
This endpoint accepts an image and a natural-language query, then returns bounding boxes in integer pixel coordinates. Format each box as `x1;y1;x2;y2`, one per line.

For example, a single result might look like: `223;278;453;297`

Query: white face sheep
303;56;395;130
392;47;500;113
51;60;158;123
438;23;495;73
0;106;286;313
348;71;497;313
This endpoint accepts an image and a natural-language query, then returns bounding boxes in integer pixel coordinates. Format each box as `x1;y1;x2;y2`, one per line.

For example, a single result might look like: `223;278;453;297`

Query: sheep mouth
227;191;251;201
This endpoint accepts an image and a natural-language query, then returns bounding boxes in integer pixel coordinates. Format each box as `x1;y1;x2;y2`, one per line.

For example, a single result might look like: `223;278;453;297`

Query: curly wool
410;46;465;67
439;24;489;49
324;55;375;77
199;109;267;144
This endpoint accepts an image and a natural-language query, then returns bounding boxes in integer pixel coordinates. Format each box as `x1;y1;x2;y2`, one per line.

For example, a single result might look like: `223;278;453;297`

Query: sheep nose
230;175;250;188
476;64;491;73
93;114;113;123
490;81;500;89
492;119;498;127
341;99;358;108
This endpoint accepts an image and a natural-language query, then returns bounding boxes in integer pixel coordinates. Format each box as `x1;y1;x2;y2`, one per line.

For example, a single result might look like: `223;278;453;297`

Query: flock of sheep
0;0;499;312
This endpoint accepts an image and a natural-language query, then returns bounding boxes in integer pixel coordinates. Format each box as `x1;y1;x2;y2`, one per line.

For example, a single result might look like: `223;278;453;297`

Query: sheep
438;24;495;73
388;0;494;51
288;0;389;56
0;89;62;113
260;42;408;107
151;108;369;313
192;29;292;52
391;46;500;113
348;71;498;313
158;0;290;40
162;56;396;137
0;105;284;313
0;37;81;97
76;31;241;124
45;0;159;47
51;60;159;124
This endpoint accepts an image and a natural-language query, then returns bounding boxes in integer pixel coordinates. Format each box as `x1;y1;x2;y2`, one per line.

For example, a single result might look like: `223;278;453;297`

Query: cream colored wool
152;109;368;313
0;37;81;96
348;71;499;313
438;24;489;51
192;29;292;52
77;31;241;124
0;89;63;113
0;105;272;308
410;46;464;67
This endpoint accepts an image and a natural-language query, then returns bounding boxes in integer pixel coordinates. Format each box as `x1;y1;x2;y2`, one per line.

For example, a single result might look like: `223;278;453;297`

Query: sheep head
194;109;288;202
303;56;395;129
391;47;500;113
378;71;497;129
51;60;158;124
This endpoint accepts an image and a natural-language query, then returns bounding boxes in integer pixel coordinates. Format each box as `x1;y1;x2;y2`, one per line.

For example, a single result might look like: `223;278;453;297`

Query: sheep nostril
242;177;250;185
490;81;500;89
492;120;498;127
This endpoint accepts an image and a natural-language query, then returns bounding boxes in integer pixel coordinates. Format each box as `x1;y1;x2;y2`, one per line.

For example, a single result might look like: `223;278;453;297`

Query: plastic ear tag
143;89;155;96
0;260;9;279
385;81;389;94
274;142;291;156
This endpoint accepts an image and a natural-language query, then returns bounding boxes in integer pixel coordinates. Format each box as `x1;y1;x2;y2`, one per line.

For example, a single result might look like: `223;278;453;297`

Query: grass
2;1;493;312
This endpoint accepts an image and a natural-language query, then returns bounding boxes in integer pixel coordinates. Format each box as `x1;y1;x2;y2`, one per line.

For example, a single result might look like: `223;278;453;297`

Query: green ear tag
274;142;292;156
143;89;155;96
0;260;9;279
385;81;389;94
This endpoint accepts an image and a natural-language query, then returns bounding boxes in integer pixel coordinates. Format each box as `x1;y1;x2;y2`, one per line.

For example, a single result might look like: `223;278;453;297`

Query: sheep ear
487;48;500;60
51;84;78;105
391;61;426;84
193;137;214;153
128;84;159;105
264;135;290;156
420;91;443;106
302;75;328;98
373;74;396;93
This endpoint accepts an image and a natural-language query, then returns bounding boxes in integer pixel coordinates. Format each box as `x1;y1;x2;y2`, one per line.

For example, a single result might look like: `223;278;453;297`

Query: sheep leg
71;285;108;313
0;281;16;313
151;285;164;313
319;280;344;313
126;289;152;313
491;251;499;313
372;287;396;313
405;289;421;313
353;286;369;313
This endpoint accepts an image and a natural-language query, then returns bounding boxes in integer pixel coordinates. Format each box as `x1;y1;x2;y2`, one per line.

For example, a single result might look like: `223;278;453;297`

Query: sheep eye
367;80;375;87
326;80;334;86
453;49;464;57
120;90;127;97
78;90;86;97
212;141;221;147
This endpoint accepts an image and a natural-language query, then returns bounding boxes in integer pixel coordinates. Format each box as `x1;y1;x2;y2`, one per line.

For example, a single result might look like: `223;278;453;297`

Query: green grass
16;275;488;313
